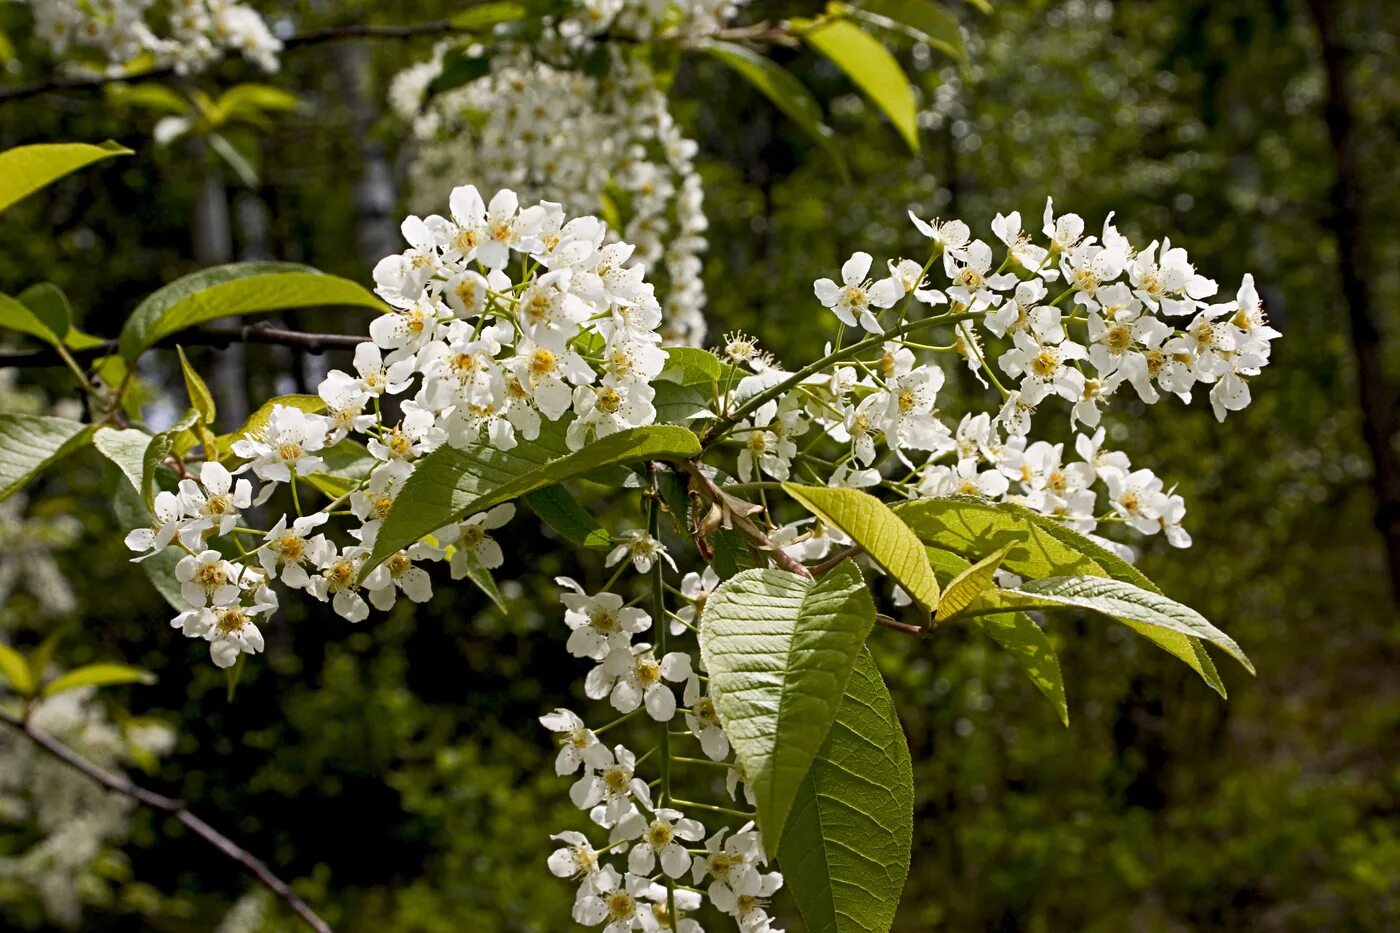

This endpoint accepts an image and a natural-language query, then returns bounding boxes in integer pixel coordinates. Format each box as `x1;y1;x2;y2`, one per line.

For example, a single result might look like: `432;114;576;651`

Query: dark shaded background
0;0;1397;929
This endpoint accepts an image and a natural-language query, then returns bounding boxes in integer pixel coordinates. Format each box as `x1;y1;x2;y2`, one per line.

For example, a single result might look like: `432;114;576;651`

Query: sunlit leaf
784;482;941;613
42;662;156;697
700;562;877;856
799;18;920;152
0;140;132;215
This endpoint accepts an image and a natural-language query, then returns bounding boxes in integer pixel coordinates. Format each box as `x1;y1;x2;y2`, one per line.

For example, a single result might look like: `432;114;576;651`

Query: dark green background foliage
1;0;1398;929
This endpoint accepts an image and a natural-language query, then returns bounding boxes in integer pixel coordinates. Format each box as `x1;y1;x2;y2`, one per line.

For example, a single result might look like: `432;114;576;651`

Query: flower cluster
541;553;785;932
388;0;733;347
22;0;281;75
703;200;1281;556
123;187;673;667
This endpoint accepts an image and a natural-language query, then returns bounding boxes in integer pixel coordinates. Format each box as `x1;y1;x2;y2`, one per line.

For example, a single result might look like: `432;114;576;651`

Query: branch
0;16;797;105
0;324;368;369
0;708;332;933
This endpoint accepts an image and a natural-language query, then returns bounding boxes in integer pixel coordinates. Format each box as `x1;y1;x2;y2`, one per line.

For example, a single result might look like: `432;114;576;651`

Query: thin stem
875;613;926;635
646;473;679;928
670;798;752;820
0;709;331;933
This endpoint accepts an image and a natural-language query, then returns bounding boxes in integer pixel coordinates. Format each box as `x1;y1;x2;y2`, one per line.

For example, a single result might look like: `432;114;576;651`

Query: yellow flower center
634;656;661;688
596;387;622;415
274;534;304;561
1104;324;1133;352
646;821;675;848
215;607;248;635
531;348;556;375
1030;351;1059;378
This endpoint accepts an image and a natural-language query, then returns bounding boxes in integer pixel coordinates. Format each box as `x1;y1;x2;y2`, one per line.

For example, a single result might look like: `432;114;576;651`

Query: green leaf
0;291;62;348
0;140;132;215
799;18;920;152
0;642;35;696
0;414;92;503
210;83;299;126
93;427;153;496
428;47;493;97
895;496;1105;586
927;547;1067;724
857;0;965;58
699;561;876;855
42;663;156;697
368;422;701;575
703;40;850;181
117;263;384;361
784;483;941;614
450;1;527;29
658;346;743;406
651;379;712;424
778;647;913;932
709;528;757;579
898;498;1227;696
213;393;325;461
974;575;1254;675
935;544;1008;622
460;558;509;612
523;486;612;551
105;82;191;115
17;283;73;343
176;346;217;425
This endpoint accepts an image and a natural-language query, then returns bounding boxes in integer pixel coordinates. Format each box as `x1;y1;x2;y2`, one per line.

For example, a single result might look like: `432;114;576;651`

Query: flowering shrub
74;178;1267;929
0;7;1278;930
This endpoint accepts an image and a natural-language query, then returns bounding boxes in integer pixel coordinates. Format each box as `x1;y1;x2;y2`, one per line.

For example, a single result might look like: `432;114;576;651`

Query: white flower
1102;467;1169;536
367;402;445;462
306;544;383;622
944;240;1018;308
569;744;650;828
175;550;240;608
813;252;902;334
366;547;433;611
567;383;656;451
512;338;595;420
124;490;190;559
919;458;1010;499
230;404;329;484
589;645;692;721
438;503;515;576
908;211;971;255
572;866;652;931
999;331;1088;406
559;578;651;660
540;709;613;776
683;676;730;760
875;366;951;458
257;513;330;589
178;461;252;536
616;807;705;879
172;585;275;669
674;566;719;634
605;530;675;575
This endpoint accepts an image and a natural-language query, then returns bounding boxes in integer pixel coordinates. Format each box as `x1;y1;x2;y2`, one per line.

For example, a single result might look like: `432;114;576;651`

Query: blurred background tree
0;0;1396;929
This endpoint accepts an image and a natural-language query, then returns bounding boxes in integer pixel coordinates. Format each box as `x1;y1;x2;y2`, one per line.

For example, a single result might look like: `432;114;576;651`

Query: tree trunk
1306;0;1400;599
